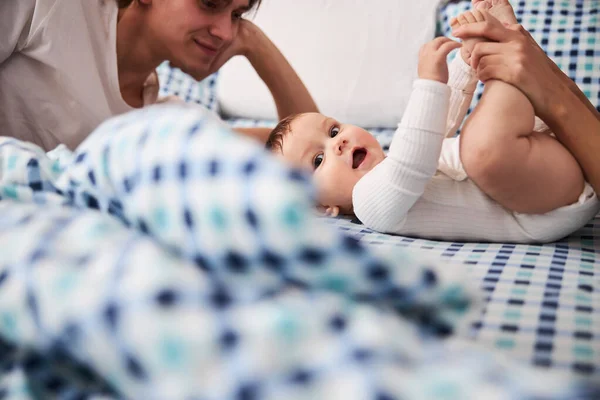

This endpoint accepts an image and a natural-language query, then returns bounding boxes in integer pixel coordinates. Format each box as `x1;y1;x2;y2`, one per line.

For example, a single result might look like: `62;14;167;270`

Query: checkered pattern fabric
438;0;600;126
232;113;600;381
6;105;596;399
156;62;219;112
325;214;600;381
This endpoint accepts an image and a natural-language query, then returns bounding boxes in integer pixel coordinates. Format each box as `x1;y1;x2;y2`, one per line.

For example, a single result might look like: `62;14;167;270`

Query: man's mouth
352;148;367;169
194;39;219;56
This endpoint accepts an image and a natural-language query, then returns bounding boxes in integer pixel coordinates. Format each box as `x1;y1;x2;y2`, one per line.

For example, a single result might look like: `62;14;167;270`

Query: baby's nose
336;139;349;154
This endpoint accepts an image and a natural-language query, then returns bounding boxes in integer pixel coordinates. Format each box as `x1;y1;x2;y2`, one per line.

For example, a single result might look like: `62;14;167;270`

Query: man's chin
169;59;212;80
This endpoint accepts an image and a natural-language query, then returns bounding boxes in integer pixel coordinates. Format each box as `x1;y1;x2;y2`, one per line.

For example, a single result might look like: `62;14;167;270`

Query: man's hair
117;0;263;10
265;113;300;153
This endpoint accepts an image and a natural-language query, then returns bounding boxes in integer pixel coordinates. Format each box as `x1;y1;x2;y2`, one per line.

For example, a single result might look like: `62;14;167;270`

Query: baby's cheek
314;171;355;206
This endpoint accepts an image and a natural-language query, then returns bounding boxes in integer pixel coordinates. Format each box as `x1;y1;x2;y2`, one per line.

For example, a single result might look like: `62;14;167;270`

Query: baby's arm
352;38;459;233
446;55;479;137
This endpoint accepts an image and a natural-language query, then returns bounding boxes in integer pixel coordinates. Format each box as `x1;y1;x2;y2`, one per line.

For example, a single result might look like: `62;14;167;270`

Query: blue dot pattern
0;104;597;399
156;62;219;112
438;0;600;132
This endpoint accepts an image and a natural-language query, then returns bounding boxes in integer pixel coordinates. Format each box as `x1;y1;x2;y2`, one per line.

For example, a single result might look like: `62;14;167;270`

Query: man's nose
208;14;234;43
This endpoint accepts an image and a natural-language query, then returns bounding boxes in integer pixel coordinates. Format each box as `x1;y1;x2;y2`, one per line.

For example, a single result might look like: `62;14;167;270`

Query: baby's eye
313;153;324;169
329;126;340;138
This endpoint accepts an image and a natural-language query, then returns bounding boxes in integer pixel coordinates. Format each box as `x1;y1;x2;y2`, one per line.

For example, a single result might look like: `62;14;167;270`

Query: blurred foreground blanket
0;105;597;399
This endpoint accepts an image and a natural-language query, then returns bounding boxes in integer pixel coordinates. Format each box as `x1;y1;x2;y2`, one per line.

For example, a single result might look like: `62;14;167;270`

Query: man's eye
201;0;219;10
313;154;324;169
232;12;243;20
330;126;340;138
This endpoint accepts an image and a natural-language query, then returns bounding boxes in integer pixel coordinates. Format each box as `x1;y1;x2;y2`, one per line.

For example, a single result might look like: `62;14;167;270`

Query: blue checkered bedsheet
438;0;600;120
228;116;600;383
1;105;598;399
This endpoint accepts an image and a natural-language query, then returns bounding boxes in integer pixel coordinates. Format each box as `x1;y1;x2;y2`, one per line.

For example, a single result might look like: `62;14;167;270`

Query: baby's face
278;113;386;213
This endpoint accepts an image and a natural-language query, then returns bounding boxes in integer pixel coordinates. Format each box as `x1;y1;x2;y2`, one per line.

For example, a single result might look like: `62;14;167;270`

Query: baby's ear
316;205;340;217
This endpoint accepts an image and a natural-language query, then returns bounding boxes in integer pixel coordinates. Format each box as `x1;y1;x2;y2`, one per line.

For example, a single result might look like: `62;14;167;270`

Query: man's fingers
476;54;506;73
452;20;510;42
477;64;505;82
477;60;513;84
470;42;508;69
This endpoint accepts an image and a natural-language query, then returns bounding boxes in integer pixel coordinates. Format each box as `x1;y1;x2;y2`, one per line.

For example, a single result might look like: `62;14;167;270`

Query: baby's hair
265;113;301;152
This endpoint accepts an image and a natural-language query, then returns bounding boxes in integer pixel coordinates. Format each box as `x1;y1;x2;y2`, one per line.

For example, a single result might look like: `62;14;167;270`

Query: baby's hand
418;37;462;83
316;205;340;218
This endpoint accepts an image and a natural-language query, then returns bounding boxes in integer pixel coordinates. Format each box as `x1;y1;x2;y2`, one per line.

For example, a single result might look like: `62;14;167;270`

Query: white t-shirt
0;0;143;150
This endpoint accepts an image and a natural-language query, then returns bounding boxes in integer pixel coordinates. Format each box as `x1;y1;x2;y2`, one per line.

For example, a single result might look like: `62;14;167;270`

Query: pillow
216;0;441;128
438;0;600;126
156;62;220;112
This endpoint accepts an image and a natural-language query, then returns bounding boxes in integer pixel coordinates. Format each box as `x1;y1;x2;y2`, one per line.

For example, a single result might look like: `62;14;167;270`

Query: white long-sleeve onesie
352;56;599;243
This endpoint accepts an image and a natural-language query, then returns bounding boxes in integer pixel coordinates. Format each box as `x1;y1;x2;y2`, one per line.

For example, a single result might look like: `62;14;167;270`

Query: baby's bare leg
455;11;584;213
461;81;584;214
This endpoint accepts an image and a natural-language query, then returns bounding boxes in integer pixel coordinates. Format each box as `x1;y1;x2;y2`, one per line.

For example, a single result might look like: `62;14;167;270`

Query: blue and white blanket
0;105;597;399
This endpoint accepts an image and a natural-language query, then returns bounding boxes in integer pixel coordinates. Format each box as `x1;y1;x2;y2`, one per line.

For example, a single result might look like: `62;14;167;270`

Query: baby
266;0;600;243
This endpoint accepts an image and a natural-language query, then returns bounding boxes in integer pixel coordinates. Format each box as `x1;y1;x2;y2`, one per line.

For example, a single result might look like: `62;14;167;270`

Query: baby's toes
450;17;461;29
457;13;470;26
471;9;488;22
475;1;492;11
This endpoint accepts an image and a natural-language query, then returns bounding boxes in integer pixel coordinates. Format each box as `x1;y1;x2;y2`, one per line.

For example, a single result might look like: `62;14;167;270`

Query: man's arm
205;21;318;143
241;23;318;120
452;20;600;193
516;25;600;121
233;127;272;143
544;86;600;194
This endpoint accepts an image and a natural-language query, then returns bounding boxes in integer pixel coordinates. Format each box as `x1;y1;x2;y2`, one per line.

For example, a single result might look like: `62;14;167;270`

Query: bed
218;0;600;381
1;0;599;399
226;117;600;382
1;105;599;400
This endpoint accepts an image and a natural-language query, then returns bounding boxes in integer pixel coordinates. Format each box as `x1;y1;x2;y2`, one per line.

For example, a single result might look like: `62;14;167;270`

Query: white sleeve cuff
448;55;479;93
399;79;451;135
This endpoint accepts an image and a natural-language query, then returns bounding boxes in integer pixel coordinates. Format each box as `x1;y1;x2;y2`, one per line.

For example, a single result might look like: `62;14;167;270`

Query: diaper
437;136;600;242
438;117;553;181
437;137;467;181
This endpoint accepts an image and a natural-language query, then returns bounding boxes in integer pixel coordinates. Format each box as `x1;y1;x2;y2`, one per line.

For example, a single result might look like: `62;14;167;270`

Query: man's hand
205;19;260;77
418;37;462;83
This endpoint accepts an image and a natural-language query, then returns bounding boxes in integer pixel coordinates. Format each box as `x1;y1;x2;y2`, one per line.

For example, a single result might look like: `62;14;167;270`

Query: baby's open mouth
352;148;367;169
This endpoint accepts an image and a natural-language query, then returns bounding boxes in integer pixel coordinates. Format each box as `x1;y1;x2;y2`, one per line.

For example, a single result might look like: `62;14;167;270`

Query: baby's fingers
438;40;462;56
430;36;456;49
326;207;340;218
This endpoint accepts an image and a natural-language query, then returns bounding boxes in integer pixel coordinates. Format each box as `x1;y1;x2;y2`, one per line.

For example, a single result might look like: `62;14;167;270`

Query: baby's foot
473;0;518;25
450;9;489;64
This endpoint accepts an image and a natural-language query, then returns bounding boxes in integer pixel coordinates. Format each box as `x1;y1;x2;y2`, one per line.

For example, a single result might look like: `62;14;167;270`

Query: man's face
146;0;251;78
